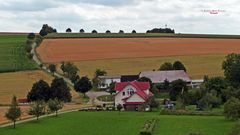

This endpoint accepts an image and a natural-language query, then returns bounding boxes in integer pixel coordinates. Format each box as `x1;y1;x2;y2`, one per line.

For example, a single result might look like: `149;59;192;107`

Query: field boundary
46;33;240;39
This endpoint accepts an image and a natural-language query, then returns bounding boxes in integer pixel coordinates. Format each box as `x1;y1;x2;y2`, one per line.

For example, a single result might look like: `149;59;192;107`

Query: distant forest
146;28;175;34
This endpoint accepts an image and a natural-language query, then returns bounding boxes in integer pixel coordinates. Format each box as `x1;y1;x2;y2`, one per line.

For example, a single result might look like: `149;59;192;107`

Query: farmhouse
114;81;153;111
139;70;191;84
98;76;121;89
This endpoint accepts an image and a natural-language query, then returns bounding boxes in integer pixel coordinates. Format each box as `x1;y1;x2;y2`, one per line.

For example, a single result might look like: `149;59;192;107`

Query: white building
114;81;153;111
98;76;121;89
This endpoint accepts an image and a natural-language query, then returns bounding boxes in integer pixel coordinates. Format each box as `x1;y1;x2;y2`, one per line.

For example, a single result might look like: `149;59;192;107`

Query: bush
160;109;222;116
26;39;33;46
25;44;32;53
27;53;34;60
228;122;240;135
224;97;240;120
27;33;35;40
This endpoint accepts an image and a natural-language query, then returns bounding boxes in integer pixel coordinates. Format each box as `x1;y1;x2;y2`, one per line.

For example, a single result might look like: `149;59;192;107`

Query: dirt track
37;38;240;63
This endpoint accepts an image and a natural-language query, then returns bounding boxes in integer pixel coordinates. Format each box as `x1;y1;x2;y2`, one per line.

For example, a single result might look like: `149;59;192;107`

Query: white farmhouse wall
126;94;145;103
99;78;121;89
114;85;137;106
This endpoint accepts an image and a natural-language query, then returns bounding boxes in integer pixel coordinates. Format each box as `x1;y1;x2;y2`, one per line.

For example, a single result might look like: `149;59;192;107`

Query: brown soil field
37;38;240;63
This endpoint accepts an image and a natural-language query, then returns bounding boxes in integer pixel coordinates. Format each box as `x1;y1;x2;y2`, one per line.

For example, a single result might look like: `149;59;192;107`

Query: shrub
26;39;33;46
224;97;240;120
228;122;240;135
25;44;32;53
27;53;34;59
27;33;35;40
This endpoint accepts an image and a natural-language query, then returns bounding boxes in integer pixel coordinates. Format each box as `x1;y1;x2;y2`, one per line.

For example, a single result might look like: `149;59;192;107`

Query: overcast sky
0;0;239;34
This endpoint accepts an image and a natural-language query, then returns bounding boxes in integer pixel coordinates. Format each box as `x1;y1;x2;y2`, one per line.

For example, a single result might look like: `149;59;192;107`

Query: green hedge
160;109;223;116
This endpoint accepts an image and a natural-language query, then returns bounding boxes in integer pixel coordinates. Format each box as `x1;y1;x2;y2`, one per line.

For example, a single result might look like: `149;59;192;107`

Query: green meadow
0;112;235;135
0;35;38;72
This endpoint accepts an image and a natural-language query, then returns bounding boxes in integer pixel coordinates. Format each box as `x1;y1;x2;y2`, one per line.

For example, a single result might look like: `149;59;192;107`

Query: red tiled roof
115;81;150;92
115;81;152;101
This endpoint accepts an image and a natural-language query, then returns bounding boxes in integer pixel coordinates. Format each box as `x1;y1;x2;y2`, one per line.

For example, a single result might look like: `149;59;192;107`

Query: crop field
0;112;235;135
46;33;240;39
0;35;39;72
37;37;240;63
72;54;225;79
0;70;54;105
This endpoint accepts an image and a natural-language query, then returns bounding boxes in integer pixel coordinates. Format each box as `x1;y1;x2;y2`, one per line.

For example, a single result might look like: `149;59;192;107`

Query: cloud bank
0;0;239;34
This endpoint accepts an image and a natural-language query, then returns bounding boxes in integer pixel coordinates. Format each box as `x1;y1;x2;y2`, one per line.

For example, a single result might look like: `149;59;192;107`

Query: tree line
38;24;175;37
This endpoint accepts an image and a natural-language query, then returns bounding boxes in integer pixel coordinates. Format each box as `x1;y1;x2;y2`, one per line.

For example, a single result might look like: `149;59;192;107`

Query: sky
0;0;239;34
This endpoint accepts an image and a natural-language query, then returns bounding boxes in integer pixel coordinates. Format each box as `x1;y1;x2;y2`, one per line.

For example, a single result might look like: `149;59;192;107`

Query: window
122;92;125;96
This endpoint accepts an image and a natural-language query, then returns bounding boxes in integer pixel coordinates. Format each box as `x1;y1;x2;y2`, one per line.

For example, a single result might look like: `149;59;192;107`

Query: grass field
46;33;240;39
0;35;39;72
70;54;225;79
0;112;235;135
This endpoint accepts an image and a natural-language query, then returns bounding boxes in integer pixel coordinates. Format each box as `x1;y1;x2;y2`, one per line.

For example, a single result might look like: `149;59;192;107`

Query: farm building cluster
97;70;203;111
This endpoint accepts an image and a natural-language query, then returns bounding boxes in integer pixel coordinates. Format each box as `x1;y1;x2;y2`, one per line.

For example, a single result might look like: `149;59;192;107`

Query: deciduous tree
5;96;21;128
74;76;92;97
29;100;46;121
47;98;63;117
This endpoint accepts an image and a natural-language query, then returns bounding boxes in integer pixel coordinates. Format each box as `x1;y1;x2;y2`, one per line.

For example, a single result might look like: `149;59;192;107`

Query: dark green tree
132;30;137;33
80;29;85;33
95;69;107;77
173;61;187;72
92;30;97;33
48;64;56;75
27;33;35;40
74;76;92;97
159;62;173;71
66;28;72;33
106;30;111;33
204;77;227;96
224;97;240;120
169;79;188;101
5;96;21;128
222;53;240;87
119;30;124;33
27;80;51;101
50;78;72;102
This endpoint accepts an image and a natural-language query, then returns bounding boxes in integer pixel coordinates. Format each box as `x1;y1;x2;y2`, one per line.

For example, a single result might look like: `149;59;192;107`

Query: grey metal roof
98;76;121;79
139;70;191;83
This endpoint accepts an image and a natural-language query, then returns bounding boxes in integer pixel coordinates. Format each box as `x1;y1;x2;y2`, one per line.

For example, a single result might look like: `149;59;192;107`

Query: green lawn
0;35;39;72
0;112;235;135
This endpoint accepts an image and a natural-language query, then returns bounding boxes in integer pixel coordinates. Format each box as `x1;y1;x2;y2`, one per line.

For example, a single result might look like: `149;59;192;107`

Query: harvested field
37;38;240;63
0;70;53;105
55;54;224;79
